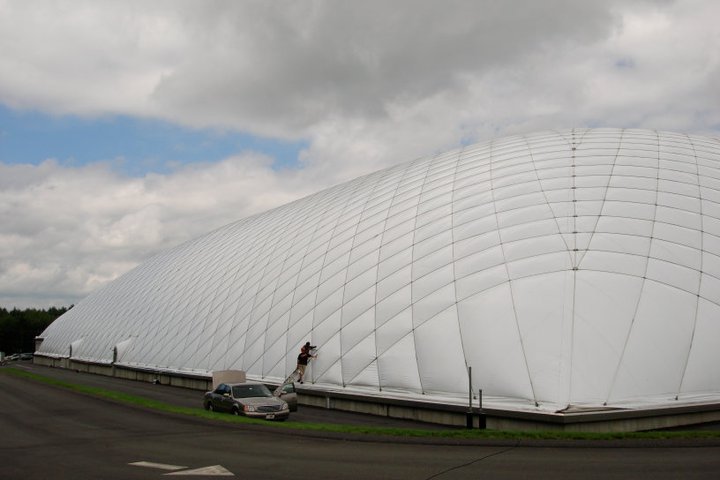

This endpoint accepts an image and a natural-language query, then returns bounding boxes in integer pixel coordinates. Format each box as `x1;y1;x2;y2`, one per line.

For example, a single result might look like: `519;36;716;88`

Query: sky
1;0;719;309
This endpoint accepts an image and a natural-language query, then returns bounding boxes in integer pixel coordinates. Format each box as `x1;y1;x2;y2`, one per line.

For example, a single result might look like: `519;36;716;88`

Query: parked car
274;382;298;412
203;382;290;420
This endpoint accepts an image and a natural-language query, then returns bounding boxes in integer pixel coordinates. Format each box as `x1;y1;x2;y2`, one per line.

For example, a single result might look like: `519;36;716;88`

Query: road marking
165;465;234;476
129;461;187;471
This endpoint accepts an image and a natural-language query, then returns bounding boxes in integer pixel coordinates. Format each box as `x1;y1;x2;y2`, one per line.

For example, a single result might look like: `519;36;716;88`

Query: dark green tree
0;306;71;354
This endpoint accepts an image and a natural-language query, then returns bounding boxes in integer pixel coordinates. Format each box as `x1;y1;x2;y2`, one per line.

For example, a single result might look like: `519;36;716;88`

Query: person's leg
297;364;306;383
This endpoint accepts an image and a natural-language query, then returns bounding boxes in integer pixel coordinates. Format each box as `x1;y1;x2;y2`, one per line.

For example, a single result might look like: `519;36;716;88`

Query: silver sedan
203;382;290;420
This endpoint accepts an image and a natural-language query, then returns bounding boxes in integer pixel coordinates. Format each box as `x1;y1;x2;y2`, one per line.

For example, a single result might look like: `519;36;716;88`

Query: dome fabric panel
38;129;720;412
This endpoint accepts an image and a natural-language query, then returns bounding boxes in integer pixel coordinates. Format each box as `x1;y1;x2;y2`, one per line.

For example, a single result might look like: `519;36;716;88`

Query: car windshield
231;384;273;398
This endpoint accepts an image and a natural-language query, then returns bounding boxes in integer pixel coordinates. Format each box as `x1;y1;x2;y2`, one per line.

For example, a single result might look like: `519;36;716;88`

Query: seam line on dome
676;133;705;400
551;127;592;407
450;146;469;383
488;137;538;407
576;129;624;268
371;160;419;393
605;129;659;406
336;172;390;387
408;154;438;395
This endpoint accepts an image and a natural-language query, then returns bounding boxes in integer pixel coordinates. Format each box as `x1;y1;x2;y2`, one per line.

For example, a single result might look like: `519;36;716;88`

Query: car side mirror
223;393;230;397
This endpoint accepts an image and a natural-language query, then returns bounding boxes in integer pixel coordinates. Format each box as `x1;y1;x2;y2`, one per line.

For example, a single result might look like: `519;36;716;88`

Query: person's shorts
297;364;306;375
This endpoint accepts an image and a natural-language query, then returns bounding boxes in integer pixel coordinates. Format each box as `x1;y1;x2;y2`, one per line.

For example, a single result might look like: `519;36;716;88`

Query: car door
277;383;298;412
207;385;220;411
210;384;230;412
219;384;236;412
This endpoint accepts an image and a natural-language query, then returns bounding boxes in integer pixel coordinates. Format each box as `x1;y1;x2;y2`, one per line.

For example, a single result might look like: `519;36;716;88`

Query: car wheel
232;407;240;416
205;402;213;412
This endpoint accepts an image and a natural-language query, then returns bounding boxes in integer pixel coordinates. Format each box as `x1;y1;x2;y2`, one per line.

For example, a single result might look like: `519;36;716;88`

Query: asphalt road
3;364;720;479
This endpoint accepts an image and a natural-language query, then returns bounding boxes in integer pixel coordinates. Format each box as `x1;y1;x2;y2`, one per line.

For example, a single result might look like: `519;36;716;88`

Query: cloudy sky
1;0;718;309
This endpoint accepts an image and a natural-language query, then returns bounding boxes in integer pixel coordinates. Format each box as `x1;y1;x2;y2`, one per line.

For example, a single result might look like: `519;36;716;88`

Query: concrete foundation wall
33;355;212;391
485;409;720;432
299;392;472;426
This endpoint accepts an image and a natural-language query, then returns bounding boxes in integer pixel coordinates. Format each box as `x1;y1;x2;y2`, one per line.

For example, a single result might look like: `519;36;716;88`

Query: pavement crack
422;444;518;480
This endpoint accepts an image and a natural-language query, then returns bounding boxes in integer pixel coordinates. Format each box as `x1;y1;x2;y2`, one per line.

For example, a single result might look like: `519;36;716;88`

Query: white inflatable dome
38;129;720;412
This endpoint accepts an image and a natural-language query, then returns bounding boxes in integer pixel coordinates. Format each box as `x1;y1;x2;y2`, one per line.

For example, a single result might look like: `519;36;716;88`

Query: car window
214;384;229;394
282;384;295;394
232;384;273;398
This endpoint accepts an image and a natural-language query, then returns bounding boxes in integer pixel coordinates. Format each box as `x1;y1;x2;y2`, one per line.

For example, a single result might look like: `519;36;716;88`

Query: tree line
0;306;71;355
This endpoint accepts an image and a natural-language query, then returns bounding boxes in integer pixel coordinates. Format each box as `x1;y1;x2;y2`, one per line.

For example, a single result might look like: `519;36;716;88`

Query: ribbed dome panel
38;129;720;411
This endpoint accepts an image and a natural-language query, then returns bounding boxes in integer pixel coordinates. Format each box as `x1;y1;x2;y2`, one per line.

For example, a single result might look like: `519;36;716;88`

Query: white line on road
165;465;234;476
129;461;187;471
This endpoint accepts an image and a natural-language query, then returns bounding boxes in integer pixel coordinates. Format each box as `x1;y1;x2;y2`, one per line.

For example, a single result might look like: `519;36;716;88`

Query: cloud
3;1;718;149
0;156;317;308
148;1;619;133
0;0;719;307
0;1;617;129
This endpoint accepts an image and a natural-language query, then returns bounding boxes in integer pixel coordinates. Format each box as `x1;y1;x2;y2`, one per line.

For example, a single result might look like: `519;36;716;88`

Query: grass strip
3;367;720;441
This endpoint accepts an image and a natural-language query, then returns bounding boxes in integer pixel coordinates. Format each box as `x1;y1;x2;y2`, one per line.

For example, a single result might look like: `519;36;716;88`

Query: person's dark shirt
297;352;310;366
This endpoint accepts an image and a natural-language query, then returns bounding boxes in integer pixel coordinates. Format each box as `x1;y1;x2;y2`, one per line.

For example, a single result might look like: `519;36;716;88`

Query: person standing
296;342;317;384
